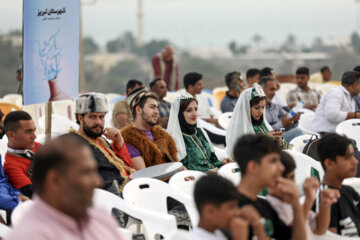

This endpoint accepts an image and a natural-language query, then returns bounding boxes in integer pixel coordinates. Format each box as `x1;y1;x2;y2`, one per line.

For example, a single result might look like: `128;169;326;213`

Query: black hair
317;133;353;170
246;68;260;79
250;96;266;107
149;78;162;91
280;151;296;177
320;66;330;73
194;175;239;216
341;71;360;87
32;133;90;194
179;98;198;113
233;134;281;175
353;66;360;73
259;67;274;78
131;94;158;120
183;72;202;90
126;79;143;94
259;77;276;88
296;67;310;76
225;71;241;89
4;111;32;134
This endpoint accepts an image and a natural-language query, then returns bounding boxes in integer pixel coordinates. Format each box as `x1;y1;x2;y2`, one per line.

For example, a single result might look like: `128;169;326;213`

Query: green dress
181;128;223;172
253;121;288;149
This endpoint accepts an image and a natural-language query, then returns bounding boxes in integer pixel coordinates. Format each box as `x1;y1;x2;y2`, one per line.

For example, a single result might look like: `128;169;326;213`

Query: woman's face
183;100;198;125
115;113;130;129
251;99;266;121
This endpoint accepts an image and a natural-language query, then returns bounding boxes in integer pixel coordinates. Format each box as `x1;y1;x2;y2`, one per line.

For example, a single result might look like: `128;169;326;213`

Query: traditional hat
75;92;109;114
126;86;154;111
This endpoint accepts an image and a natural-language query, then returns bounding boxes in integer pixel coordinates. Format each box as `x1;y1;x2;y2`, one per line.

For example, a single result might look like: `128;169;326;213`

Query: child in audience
189;175;263;240
267;151;340;239
317;133;360;237
233;134;306;240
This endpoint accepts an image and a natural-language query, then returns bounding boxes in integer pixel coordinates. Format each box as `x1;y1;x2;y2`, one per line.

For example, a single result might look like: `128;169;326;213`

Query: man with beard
121;87;178;170
73;92;135;194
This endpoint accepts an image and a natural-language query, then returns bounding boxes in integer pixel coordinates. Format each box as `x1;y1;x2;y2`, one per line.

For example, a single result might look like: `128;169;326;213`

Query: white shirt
272;92;288;107
312;86;355;133
187;227;228;240
196;94;212;119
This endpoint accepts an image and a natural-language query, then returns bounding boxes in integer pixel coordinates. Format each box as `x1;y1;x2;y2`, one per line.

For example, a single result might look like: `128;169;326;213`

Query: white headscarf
226;83;273;159
167;92;214;160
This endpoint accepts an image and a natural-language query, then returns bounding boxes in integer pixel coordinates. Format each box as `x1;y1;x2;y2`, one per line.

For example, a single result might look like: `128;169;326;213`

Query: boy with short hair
233;134;306;240
317;133;360;237
189;175;261;240
267;151;340;239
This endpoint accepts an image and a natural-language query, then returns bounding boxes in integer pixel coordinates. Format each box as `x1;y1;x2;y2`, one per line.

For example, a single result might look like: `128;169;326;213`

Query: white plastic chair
0;223;11;238
213;146;229;161
336;119;360;149
0;140;7;165
289;134;314;153
218;162;241;186
218;112;232;130
314;231;360;240
52;99;76;121
198;119;226;137
284;150;324;186
38;114;79;134
169;170;206;196
93;188;177;240
278;83;296;101
11;200;34;226
2;94;22;105
118;228;132;240
316;83;338;95
122;177;199;228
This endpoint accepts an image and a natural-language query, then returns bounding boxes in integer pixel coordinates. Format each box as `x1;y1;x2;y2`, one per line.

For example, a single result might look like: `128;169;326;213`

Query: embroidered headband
251;83;266;99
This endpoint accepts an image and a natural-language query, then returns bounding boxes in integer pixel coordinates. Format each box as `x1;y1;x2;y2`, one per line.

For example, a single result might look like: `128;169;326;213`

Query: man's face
322;70;332;81
350;81;360;97
296;74;309;89
80;113;105;138
138;98;159;127
8;120;36;149
256;152;284;188
263;80;277;103
58;146;103;218
162;46;174;62
329;144;358;179
193;80;203;95
154;80;168;99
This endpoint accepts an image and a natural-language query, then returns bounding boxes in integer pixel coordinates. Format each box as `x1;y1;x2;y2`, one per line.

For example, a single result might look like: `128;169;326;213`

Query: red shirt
4;142;41;189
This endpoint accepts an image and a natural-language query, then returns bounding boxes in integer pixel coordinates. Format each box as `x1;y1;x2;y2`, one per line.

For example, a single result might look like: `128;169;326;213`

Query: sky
0;0;359;49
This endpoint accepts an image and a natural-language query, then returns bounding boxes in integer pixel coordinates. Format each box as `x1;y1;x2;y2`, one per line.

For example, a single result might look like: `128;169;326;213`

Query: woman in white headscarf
167;93;230;172
226;83;286;159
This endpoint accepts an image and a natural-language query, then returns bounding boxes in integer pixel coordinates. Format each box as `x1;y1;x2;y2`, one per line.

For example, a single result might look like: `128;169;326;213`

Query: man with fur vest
122;87;179;170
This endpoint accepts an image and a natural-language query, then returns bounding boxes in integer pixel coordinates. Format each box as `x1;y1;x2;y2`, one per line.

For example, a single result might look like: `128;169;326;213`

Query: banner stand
45;102;52;143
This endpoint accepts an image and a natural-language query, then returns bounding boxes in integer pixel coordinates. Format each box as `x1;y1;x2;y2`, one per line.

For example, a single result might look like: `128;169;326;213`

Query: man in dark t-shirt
317;133;360;237
233;134;306;240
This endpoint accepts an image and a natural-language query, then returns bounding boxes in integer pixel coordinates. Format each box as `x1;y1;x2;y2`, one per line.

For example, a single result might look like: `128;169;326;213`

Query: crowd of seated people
2;65;360;240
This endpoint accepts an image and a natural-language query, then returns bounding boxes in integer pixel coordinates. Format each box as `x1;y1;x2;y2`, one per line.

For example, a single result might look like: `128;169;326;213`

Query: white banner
23;0;80;105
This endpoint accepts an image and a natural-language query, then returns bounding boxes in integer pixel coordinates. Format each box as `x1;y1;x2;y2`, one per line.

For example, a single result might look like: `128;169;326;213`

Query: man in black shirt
233;134;306;240
317;133;360;237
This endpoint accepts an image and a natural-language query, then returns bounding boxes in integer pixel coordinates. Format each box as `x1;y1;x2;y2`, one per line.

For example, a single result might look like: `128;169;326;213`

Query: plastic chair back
2;94;22;105
123;177;199;227
38;114;79;134
93;188;177;240
218;162;241;186
169;170;206;196
289;134;314;153
0;223;11;238
0;140;7;166
284;150;324;185
336;119;360;149
0;102;21;121
298;111;317;135
218;112;232;130
316;83;338;95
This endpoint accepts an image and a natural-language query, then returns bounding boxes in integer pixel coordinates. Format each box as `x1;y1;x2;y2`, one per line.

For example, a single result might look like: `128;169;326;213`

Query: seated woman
112;100;133;129
167;93;230;172
226;83;287;159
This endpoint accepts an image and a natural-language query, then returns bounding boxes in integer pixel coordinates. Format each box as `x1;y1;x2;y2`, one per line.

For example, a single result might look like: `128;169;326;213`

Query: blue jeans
282;128;303;144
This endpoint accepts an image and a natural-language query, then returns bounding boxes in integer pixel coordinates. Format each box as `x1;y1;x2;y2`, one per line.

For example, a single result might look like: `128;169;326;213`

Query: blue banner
23;0;80;105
